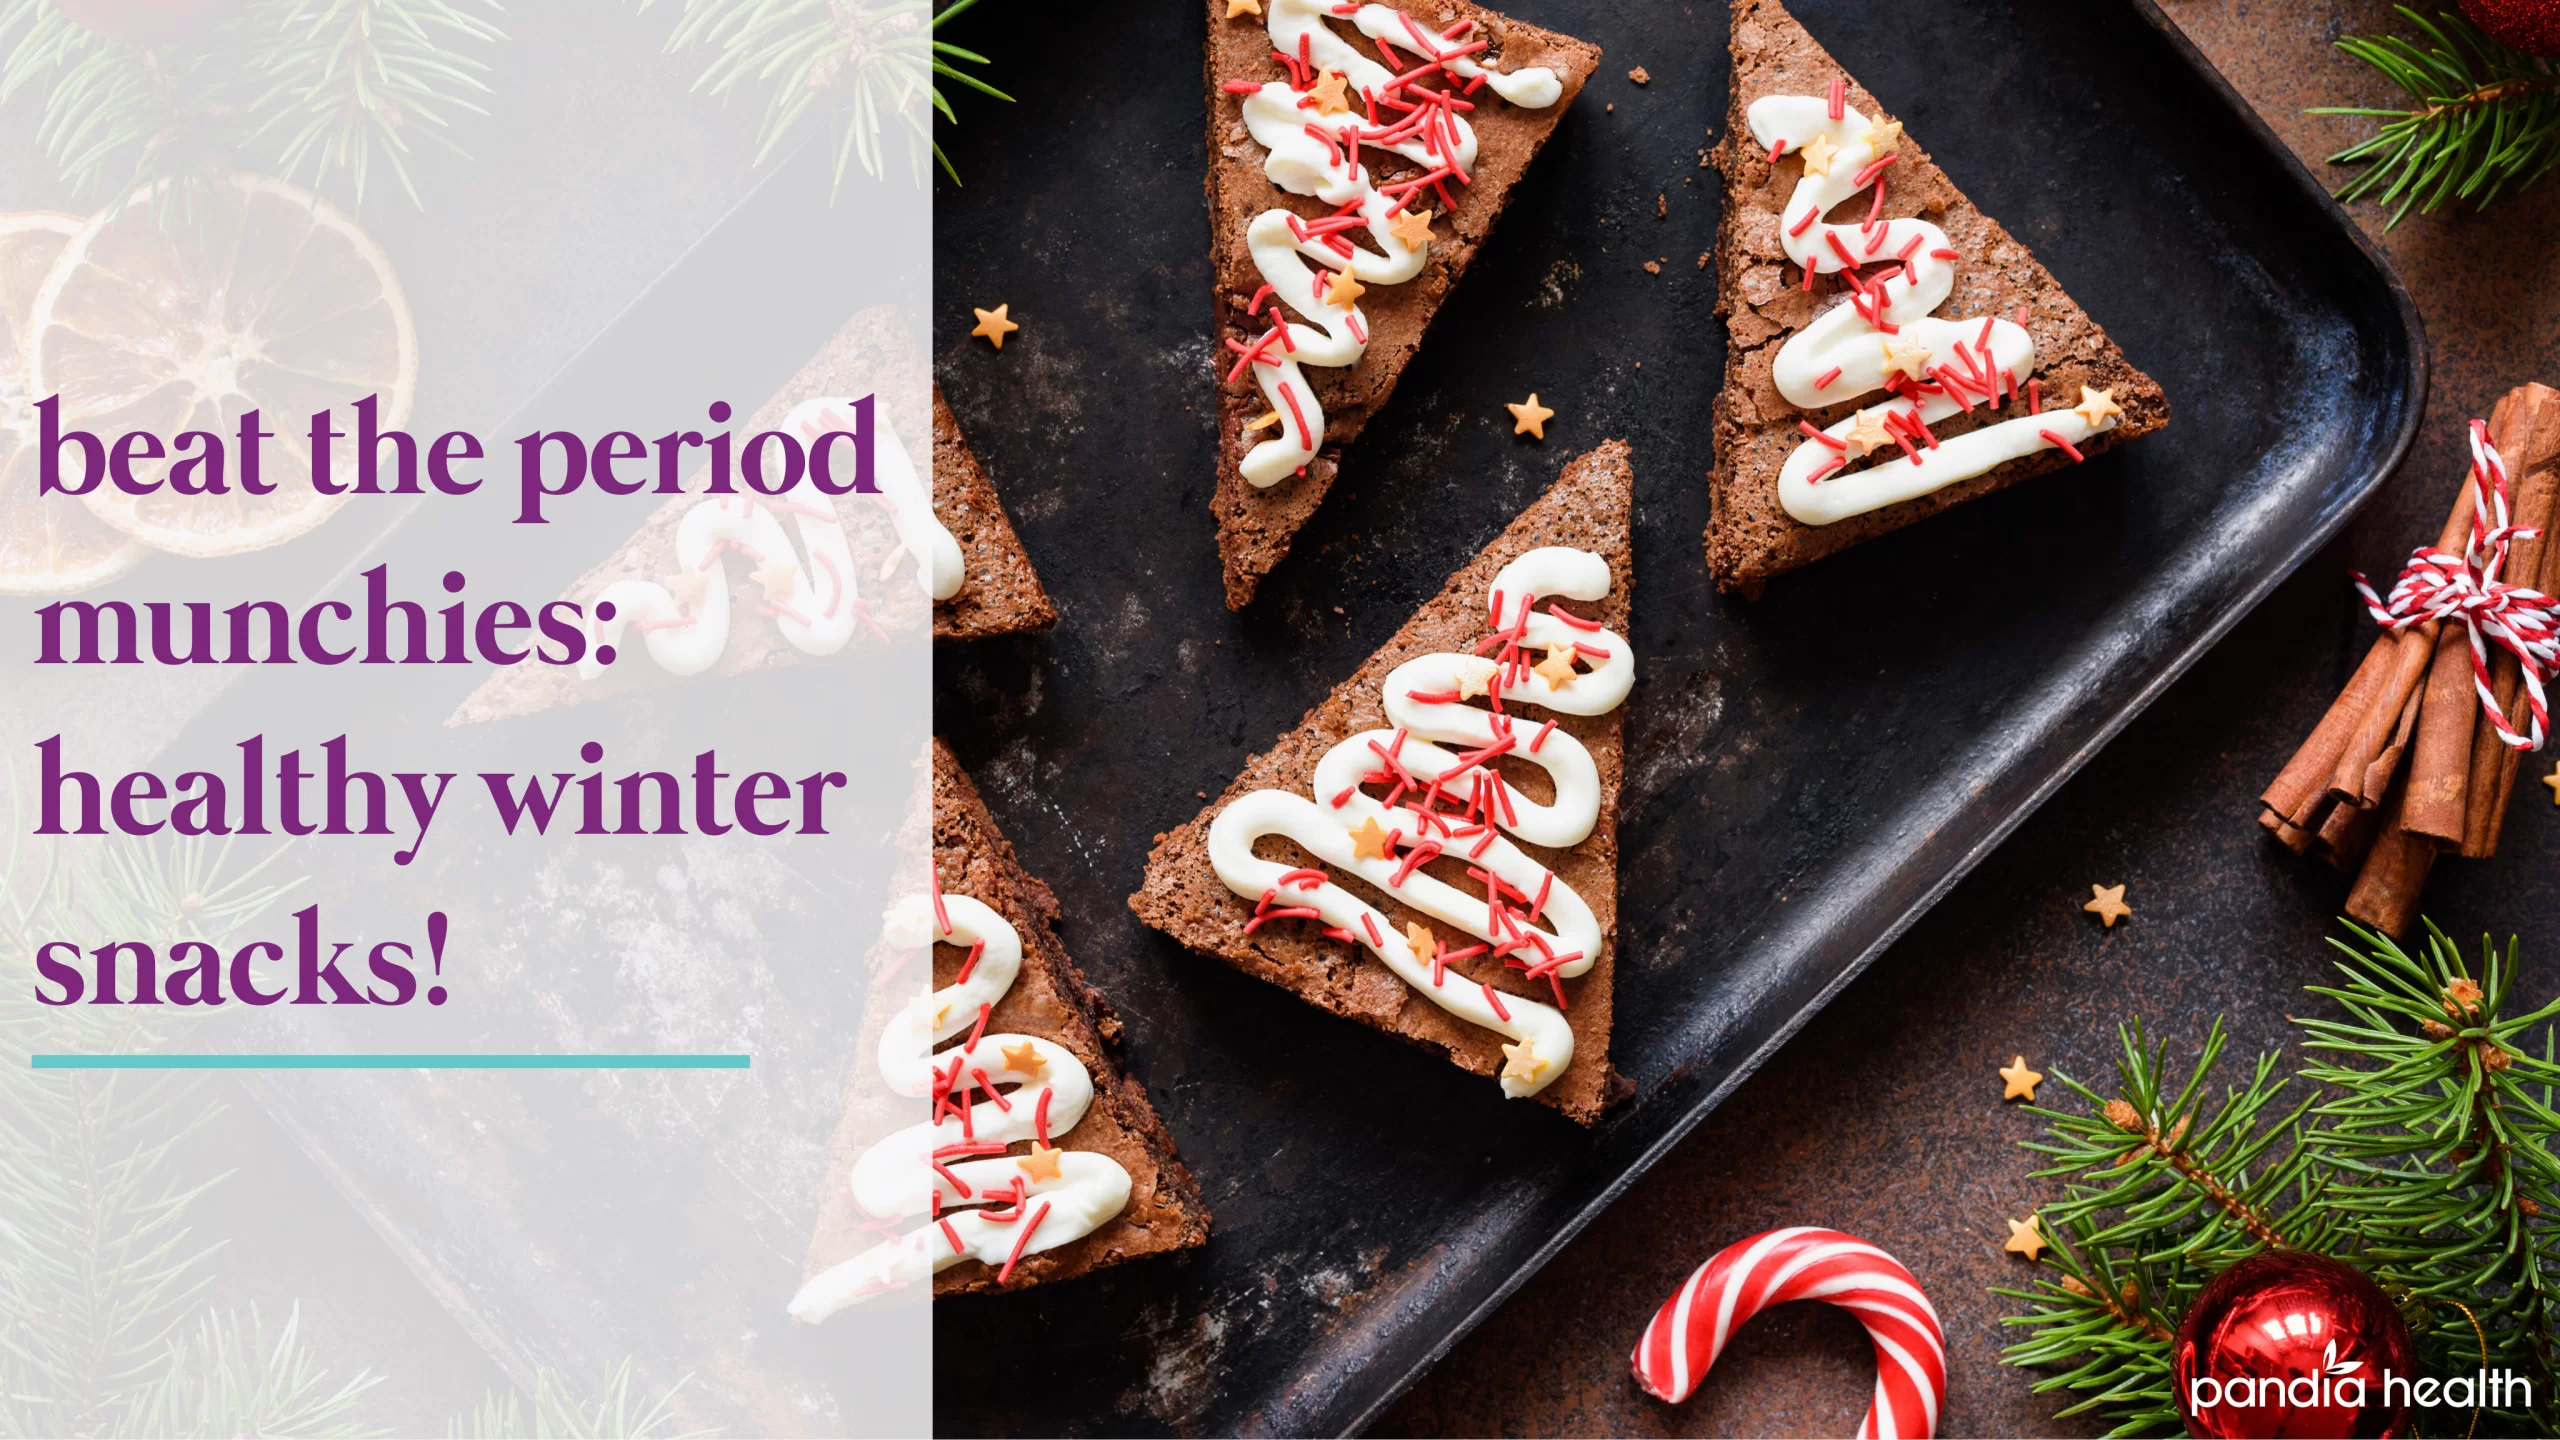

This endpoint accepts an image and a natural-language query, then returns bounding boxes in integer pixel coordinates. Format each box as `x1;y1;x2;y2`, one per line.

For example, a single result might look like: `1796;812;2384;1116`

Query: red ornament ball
52;0;232;45
2172;1252;2414;1439
2460;0;2560;57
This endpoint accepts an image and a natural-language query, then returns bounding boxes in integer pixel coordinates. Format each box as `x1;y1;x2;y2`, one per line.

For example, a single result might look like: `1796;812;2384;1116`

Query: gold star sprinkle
660;568;711;613
1455;659;1495;701
970;304;1019;349
1862;115;1903;152
1243;410;1282;433
2544;763;2560;804
1349;814;1396;861
1842;407;1894;460
1507;393;1555;439
1405;921;1438;964
2085;883;2132;928
1501;1039;1549;1085
1308;69;1352;115
751;560;800;602
1225;0;1259;15
1534;645;1580;690
2004;1215;2048;1262
1388;206;1434;250
931;1000;952;1030
1324;266;1366;309
1799;132;1840;178
1881;333;1933;382
1001;1041;1046;1078
2000;1056;2043;1102
2072;386;2124;430
1016;1144;1065;1182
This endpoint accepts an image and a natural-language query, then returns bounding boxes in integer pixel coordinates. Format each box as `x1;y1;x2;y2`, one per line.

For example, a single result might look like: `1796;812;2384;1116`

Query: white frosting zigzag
788;890;1133;1320
1206;546;1631;1099
1746;93;2123;526
1228;0;1563;486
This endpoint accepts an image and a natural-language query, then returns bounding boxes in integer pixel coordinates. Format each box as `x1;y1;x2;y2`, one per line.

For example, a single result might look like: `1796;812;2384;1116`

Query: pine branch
2020;1018;2334;1270
117;1304;384;1438
646;0;1010;189
234;0;506;209
450;1363;709;1440
2297;922;2560;1434
0;0;502;209
1995;1214;2185;1436
0;782;304;1437
2314;6;2560;227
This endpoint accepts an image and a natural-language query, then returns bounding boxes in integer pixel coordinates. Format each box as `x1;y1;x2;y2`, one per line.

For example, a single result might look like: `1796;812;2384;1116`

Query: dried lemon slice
28;175;418;558
0;210;143;595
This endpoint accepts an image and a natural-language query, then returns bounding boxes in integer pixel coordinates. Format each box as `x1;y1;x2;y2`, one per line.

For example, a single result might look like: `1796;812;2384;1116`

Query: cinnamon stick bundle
2258;381;2560;937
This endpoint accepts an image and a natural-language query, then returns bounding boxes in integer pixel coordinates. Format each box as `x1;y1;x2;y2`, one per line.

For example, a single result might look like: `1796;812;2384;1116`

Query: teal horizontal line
30;1053;751;1071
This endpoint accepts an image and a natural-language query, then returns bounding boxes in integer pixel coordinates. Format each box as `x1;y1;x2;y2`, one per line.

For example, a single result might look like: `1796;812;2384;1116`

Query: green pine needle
645;0;1010;190
2315;6;2560;227
2001;923;2560;1437
0;0;504;209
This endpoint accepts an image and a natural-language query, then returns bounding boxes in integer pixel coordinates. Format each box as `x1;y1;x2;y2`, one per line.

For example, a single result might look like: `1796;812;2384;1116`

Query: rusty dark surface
923;0;2445;1433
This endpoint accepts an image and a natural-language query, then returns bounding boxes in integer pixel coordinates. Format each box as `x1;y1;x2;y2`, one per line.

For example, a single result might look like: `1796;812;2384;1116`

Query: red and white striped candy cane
1630;1227;1946;1439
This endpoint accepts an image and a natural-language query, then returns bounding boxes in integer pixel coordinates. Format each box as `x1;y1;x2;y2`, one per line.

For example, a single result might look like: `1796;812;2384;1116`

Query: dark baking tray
926;0;2421;1432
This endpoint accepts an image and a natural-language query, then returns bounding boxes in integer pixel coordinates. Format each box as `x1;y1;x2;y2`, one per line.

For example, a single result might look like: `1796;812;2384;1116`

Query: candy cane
788;882;1132;1321
1631;1227;1946;1440
1205;547;1632;1099
1224;0;1564;486
1745;89;2122;528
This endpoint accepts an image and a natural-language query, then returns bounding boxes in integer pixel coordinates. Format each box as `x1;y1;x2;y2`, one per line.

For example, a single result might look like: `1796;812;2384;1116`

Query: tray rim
1332;1;2429;1431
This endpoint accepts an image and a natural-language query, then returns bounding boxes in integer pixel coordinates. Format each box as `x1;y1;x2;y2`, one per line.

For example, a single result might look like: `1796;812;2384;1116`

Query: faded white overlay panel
0;7;930;1434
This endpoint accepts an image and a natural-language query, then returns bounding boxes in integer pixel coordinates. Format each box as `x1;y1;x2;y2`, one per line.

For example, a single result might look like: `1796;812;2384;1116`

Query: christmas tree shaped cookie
1706;0;2168;592
1208;0;1600;609
1133;442;1633;1122
793;740;1208;1315
448;311;1052;724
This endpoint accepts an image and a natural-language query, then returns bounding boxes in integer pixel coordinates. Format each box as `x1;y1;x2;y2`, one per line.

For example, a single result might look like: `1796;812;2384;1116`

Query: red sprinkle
1929;247;1960;260
1530;720;1557;752
929;864;951;936
954;938;987;985
1481;981;1511;1021
1766;137;1788;163
1788;207;1817;238
2040;428;2086;463
1798;419;1847;451
1814;366;1842;390
2028;378;2042;414
997;1201;1053;1284
1827;77;1845;120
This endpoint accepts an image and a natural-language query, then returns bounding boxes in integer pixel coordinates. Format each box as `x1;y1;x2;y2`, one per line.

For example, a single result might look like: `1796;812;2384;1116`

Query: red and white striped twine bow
1630;1227;1947;1439
2353;417;2560;752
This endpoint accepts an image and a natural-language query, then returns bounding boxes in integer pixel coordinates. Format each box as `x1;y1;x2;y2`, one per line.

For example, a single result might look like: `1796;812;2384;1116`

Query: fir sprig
646;0;1011;188
2000;924;2560;1437
1998;1018;2329;1436
2315;7;2560;227
0;0;503;209
2298;924;2560;1435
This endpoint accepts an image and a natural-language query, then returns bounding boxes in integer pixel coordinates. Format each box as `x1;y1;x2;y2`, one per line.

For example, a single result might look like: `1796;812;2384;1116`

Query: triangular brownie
932;384;1055;641
1706;0;2168;593
448;312;1052;723
792;740;1207;1316
1134;441;1633;1122
1207;0;1599;609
